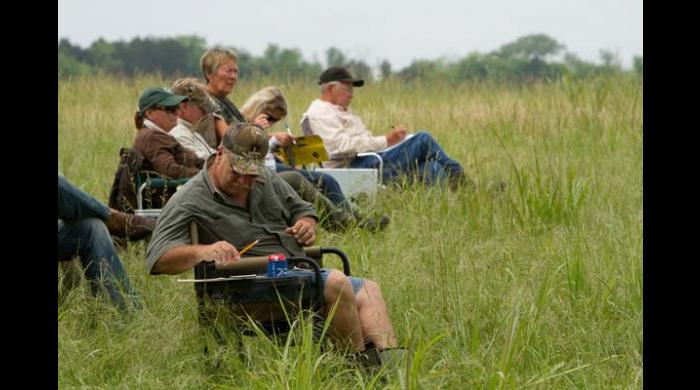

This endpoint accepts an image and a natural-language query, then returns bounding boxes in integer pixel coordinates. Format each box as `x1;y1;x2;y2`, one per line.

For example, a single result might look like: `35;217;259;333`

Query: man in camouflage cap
146;122;399;359
170;77;221;159
219;121;269;176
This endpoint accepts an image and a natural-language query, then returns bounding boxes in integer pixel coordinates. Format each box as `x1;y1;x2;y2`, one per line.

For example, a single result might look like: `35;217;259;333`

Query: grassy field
58;74;643;389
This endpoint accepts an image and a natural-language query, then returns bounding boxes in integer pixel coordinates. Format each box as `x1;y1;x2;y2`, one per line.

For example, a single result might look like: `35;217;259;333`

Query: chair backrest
108;147;144;213
108;147;191;218
300;115;314;137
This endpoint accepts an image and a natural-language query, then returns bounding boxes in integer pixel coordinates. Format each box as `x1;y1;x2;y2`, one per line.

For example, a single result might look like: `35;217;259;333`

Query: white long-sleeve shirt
303;99;387;168
170;118;216;160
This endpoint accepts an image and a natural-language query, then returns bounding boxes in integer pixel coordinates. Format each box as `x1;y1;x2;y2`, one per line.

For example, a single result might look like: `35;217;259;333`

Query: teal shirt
146;156;317;274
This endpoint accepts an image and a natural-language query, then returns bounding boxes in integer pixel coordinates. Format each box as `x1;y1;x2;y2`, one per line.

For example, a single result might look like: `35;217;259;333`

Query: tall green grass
58;74;642;388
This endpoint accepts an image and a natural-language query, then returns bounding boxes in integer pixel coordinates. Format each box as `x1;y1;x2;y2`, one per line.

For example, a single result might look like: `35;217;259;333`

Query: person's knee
412;130;436;145
324;270;355;303
73;218;112;243
359;279;383;298
277;171;304;190
414;130;432;140
318;172;341;189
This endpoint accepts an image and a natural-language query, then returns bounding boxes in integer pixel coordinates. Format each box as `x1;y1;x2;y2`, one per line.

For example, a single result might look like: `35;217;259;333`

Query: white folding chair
299;116;384;201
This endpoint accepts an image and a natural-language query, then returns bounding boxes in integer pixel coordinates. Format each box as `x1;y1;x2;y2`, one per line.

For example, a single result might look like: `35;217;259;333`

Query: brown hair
134;111;145;129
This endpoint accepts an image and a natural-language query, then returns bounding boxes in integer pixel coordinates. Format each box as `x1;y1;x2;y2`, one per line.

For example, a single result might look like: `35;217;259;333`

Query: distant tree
58;51;93;77
397;59;449;82
59;38;87;62
234;48;256;79
599;49;622;73
344;60;373;83
453;53;490;81
491;34;566;81
496;34;565;62
563;52;598;77
379;60;392;79
325;47;347;68
57;34;631;83
58;39;93;77
176;35;208;76
247;43;322;80
87;38;124;73
633;55;643;76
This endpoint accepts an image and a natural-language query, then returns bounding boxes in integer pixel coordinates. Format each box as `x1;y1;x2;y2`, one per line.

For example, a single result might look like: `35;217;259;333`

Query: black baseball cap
318;67;364;86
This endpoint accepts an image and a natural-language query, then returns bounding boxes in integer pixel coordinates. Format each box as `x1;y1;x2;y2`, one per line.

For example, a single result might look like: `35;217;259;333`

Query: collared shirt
170;118;216;160
212;94;246;125
303;99;388;168
145;156;317;273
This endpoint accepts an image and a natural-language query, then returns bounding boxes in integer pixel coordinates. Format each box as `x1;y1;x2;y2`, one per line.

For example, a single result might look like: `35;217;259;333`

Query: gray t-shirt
146;157;317;274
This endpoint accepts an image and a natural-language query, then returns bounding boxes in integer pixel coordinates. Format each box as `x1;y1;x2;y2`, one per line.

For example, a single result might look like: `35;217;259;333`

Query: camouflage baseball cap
220;123;269;175
170;77;218;114
138;87;187;113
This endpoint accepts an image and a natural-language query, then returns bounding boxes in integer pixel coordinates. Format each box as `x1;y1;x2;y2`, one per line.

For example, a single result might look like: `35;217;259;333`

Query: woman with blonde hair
201;48;387;231
240;86;348;206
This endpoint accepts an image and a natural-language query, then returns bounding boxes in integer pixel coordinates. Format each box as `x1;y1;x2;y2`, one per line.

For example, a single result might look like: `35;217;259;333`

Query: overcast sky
58;0;642;70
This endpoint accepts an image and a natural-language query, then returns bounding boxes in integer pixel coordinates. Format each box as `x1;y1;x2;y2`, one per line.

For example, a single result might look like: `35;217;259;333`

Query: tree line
58;34;642;82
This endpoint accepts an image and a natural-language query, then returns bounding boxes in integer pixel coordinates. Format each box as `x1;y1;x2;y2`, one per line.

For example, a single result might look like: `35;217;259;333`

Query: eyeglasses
152;105;179;113
265;113;279;123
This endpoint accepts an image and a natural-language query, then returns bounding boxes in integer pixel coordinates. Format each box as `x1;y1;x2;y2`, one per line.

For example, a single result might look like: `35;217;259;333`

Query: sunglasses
152;105;179;113
265;113;280;123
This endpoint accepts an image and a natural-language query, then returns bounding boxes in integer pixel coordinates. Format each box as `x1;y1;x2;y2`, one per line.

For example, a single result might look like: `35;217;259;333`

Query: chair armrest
144;176;189;189
328;151;359;161
326;152;383;186
214;256;268;274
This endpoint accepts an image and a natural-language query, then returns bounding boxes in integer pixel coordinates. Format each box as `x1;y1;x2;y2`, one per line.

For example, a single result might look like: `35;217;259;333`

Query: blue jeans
275;162;347;206
58;175;141;310
350;131;465;185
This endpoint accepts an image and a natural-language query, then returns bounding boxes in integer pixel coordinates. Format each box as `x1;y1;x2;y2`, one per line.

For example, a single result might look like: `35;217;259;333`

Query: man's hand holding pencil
198;239;260;267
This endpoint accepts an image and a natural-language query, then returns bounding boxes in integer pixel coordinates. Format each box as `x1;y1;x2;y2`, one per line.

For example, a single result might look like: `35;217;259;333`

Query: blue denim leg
417;160;451;186
275;163;347;206
351;131;464;185
58;218;141;310
58;174;111;222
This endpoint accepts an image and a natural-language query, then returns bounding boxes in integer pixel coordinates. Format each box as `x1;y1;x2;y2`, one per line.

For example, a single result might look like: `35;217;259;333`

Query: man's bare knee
323;270;354;303
357;279;382;301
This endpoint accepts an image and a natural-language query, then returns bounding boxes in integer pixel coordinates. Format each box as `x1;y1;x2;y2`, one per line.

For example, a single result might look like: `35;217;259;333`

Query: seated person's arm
386;125;408;146
152;241;240;275
270;132;295;147
285;216;317;247
309;114;387;154
147;200;238;275
273;173;318;246
214;116;228;142
151;144;202;178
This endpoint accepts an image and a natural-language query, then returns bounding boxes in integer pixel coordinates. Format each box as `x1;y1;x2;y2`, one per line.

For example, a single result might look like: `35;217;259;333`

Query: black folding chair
188;221;351;357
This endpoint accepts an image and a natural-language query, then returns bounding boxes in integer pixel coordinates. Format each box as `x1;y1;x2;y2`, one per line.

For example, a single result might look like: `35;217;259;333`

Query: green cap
138;87;187;113
220;123;269;175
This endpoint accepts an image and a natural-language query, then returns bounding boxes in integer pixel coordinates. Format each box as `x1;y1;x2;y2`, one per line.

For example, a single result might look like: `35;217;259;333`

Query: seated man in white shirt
170;77;218;160
303;67;474;189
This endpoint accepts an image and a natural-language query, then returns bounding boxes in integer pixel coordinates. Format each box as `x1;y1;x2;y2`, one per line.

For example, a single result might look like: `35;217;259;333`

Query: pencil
285;122;297;145
238;239;260;256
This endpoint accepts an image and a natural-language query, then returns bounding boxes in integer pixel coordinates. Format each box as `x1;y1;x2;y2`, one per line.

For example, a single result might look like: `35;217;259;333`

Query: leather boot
105;209;156;242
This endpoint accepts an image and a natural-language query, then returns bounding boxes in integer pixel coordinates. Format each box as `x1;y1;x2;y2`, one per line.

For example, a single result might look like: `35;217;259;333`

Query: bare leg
323;270;366;352
355;280;398;350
